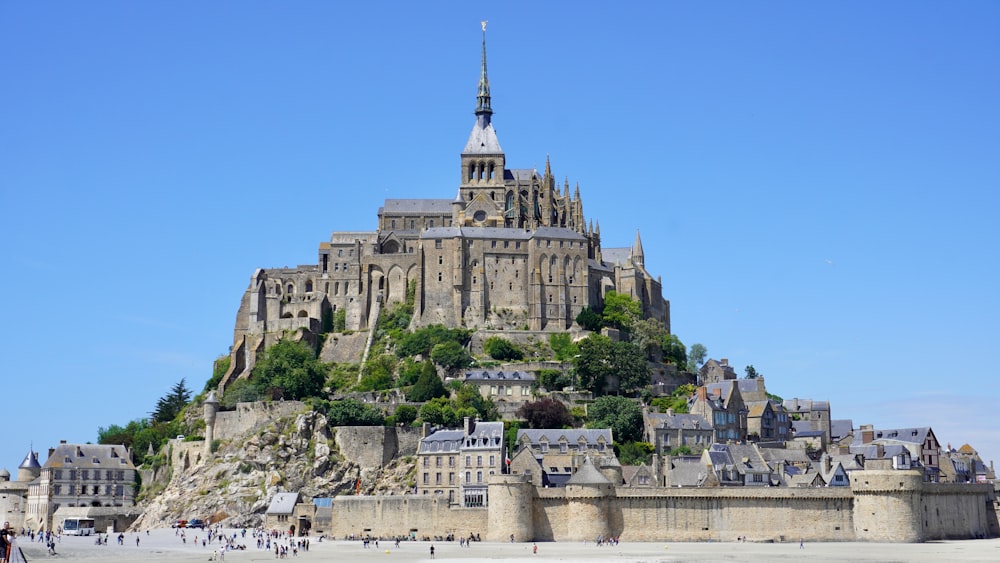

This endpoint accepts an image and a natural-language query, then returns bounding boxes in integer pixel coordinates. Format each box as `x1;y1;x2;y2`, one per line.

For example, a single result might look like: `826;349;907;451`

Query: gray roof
380;199;454;215
517;428;613;447
43;443;135;470
850;427;932;447
794;430;826;438
19;450;41;469
267;492;300;515
667;458;709;487
419;225;586;242
601;247;632;266
418;429;465;454
564;456;611;486
647;412;711;431
783;398;830;412
463;369;536;382
849;443;910;460
830;419;853;441
758;447;812;465
463;421;505;449
463;122;503;154
505;169;539;182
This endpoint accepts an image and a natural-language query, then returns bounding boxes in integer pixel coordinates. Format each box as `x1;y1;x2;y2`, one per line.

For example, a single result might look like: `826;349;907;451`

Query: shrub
484;336;524;361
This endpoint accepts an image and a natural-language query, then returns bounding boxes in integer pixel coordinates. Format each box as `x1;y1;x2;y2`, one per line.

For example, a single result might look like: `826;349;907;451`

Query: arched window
305;281;313;292
287;284;294;294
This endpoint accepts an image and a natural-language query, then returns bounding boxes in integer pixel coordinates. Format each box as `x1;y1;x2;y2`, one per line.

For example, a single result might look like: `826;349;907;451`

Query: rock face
131;409;416;530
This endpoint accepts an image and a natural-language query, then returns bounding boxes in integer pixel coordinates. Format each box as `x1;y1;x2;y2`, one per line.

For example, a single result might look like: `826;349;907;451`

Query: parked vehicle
187;518;206;529
171;519;188;528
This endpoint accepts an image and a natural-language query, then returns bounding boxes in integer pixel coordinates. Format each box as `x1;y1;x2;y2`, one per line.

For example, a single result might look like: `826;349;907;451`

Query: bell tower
457;21;507;227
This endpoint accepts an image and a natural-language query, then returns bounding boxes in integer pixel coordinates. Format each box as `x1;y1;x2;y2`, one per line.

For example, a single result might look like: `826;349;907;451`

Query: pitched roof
463;369;536;382
380;199;454;215
267;492;301;515
565;456;611;486
646;412;711;430
517;428;612;447
42;443;135;470
463;122;503;154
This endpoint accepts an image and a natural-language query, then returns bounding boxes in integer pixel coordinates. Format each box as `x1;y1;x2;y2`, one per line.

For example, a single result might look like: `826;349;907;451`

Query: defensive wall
213;401;307;442
323;471;996;543
334;426;421;468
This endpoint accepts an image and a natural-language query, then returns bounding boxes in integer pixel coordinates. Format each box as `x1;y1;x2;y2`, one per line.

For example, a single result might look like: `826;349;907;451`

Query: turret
204;390;220;455
563;457;614;541
17;449;41;483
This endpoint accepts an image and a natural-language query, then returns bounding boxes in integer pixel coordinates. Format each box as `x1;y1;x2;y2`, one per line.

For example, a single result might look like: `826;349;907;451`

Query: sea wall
327;495;488;539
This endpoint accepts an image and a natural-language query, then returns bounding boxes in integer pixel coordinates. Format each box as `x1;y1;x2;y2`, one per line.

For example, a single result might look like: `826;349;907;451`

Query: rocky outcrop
131;408;415;530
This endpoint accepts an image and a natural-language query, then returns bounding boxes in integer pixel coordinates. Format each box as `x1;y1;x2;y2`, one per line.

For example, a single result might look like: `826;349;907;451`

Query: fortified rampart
213;401;306;442
323;471;996;543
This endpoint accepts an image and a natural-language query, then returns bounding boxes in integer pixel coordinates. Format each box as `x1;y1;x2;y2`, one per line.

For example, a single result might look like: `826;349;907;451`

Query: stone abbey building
222;29;668;387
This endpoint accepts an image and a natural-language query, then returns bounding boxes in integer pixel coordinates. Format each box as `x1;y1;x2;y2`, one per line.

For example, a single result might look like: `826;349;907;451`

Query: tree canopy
408;360;449;402
326;398;385;426
517;397;573;429
601;291;641;333
483;336;524;361
687;343;707;372
573;334;649;395
587;395;643;443
151;379;192;423
251;339;328;400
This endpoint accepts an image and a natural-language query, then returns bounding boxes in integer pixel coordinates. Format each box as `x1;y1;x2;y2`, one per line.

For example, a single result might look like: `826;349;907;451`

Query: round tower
204;390;220;454
851;469;924;542
0;468;10;482
487;473;535;542
563;457;614;541
17;449;41;483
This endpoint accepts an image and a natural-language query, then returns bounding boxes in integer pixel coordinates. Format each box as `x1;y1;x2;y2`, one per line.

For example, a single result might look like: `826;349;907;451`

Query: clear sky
2;3;998;474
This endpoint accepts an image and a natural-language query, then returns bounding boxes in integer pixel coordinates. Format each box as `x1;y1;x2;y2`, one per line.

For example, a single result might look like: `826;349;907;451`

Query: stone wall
213;401;306;442
327;495;488;539
319;331;369;364
319;471;996;543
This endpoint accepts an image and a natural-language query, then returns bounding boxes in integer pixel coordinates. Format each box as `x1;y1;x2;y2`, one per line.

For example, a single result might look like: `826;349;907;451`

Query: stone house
688;383;747;443
416;418;504;507
265;492;314;535
783;398;832;445
703;443;775;486
851;425;942;479
25;442;136;531
461;369;535;405
643;409;713;455
698;358;737;385
514;429;617;487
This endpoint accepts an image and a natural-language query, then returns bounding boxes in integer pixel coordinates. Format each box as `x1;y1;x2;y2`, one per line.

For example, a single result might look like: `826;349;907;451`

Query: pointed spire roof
463;22;503;156
475;21;493;124
566;456;612;486
632;230;645;267
19;449;40;470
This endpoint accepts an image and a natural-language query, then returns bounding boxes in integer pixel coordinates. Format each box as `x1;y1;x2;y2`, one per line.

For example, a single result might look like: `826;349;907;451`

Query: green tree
548;333;579;362
616;441;655;465
661;334;687;369
483;336;524;361
601;291;641;333
393;404;418;426
630;318;667;361
454;383;499;421
430;340;472;371
151;379;192;423
408;361;449;402
516;398;573;429
333;309;347;332
575;306;603;331
574;333;613;394
588;395;643;443
357;354;398;391
251;339;329;400
744;364;761;379
650;383;696;414
688;343;707;372
327;398;385;426
418;397;459;427
611;341;651;395
572;334;648;396
537;369;571;391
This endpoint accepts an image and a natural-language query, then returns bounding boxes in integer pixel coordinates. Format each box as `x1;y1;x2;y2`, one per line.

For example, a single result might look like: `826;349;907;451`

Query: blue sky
2;3;998;473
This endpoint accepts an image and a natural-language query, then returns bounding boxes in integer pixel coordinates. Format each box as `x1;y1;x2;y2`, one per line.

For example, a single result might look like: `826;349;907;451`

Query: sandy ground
11;528;1000;562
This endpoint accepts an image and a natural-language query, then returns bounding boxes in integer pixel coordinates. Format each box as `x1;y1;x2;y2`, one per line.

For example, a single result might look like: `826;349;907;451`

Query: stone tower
487;473;536;542
204;390;219;455
563;456;614;541
17;449;41;483
851;469;924;542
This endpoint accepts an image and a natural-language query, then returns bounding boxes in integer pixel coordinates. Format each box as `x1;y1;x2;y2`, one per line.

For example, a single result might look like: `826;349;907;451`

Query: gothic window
391;219;396;229
488;162;495;180
468;166;474;181
287;284;294;294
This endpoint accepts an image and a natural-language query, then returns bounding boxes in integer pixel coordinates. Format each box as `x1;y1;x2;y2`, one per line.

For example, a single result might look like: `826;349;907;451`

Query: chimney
861;426;874;444
464;416;475;437
48;447;55;459
720;358;728;366
876;444;884;459
824;454;832;473
421;422;431;438
697;386;707;401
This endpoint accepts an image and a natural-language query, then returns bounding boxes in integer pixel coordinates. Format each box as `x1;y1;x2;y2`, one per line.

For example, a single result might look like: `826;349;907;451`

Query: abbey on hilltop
221;27;669;388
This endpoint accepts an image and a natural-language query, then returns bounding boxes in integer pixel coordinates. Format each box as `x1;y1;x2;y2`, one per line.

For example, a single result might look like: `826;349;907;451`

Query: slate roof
42;443;134;470
517;428;613;447
601;247;632;266
830;419;853;441
463;122;503;154
647;412;711;430
267;492;301;515
380;199;454;215
505;169;539;182
850;427;933;447
418;429;465;454
565;456;611;486
463;369;536;382
667;457;710;487
463;421;505;449
19;450;41;470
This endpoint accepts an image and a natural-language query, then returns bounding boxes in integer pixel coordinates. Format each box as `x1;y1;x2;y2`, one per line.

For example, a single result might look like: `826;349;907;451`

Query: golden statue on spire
481;20;487;32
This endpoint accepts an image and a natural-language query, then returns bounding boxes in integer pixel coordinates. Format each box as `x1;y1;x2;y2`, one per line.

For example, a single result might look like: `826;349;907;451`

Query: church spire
475;21;493;127
632;229;645;267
